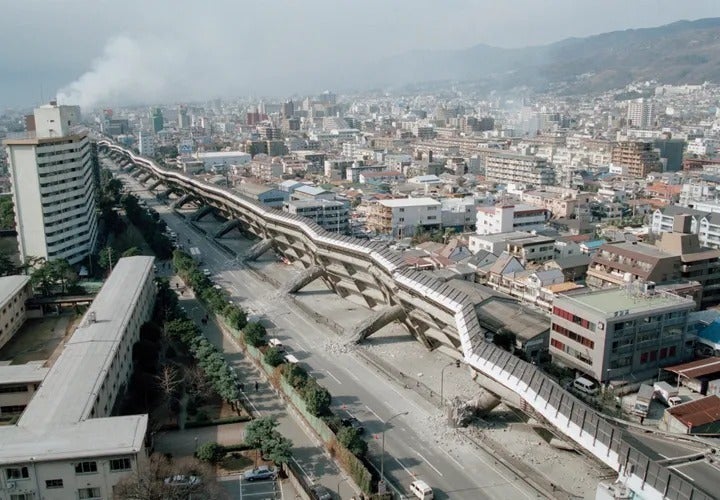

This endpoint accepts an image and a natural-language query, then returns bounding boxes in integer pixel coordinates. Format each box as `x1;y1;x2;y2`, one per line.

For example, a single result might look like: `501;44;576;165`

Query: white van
573;377;599;396
409;480;434;499
284;354;299;365
268;338;285;351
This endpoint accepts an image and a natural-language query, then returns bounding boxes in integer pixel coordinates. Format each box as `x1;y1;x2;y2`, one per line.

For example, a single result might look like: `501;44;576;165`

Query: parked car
310;484;332;500
163;475;201;487
203;268;212;277
243;466;276;482
342;416;365;434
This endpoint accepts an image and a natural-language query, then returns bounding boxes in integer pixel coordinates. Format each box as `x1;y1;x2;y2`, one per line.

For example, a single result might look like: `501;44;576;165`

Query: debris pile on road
446;390;501;427
323;341;357;355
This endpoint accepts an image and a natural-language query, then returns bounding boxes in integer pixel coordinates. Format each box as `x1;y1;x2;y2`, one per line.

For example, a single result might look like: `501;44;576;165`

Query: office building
0;257;155;500
626;98;656;128
654;138;686;172
4;104;98;265
284;199;350;234
611;141;662;178
368;197;442;238
151;108;163;133
0;275;31;351
484;151;555;186
551;287;694;383
178;106;190;129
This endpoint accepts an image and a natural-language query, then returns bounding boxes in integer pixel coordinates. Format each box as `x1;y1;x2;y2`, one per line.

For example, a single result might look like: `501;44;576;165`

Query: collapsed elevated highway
100;139;715;500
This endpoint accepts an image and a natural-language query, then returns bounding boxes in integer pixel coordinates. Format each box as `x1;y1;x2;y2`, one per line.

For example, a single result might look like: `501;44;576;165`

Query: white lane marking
364;405;385;423
345;409;356;419
239;391;262;416
395;457;413;476
441;448;465;470
469;449;534;499
291;457;313;481
325;369;342;385
412;448;444;477
344;367;360;382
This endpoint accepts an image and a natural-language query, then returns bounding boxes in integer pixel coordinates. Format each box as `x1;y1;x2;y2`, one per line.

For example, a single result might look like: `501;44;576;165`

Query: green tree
283;363;309;390
244;417;292;465
243;322;267;347
262;434;293;464
0;250;17;277
122;246;140;257
47;259;76;294
244;417;279;450
224;304;247;330
195;442;225;463
337;427;368;457
30;260;54;296
264;347;284;367
0;195;15;229
303;382;331;417
98;246;118;271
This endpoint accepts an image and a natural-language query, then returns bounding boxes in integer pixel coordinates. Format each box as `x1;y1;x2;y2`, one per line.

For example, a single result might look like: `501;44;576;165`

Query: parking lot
220;476;283;499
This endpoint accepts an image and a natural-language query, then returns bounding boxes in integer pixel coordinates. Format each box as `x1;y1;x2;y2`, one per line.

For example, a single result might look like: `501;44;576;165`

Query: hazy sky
2;0;720;110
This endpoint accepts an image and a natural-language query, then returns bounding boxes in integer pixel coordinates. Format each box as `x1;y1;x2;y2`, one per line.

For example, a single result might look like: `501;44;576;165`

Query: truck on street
633;384;654;417
654;381;682;407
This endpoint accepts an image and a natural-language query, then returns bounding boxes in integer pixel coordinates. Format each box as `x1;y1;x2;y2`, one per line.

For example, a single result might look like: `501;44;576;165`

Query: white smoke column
57;35;186;108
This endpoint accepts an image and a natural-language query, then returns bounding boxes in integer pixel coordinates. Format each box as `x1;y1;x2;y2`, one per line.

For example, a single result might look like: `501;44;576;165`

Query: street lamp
336;477;348;497
380;411;408;491
440;360;462;406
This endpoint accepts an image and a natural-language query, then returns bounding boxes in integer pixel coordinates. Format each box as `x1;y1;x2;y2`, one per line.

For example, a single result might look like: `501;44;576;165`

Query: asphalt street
109;158;542;500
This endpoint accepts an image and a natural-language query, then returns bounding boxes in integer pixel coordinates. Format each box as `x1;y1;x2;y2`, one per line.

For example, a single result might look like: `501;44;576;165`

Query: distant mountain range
368;18;720;94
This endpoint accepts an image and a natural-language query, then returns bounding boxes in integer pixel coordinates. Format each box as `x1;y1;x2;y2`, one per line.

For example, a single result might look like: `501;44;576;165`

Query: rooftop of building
18;256;154;428
294;185;332;196
378;197;441;208
197;151;250;158
0;275;30;307
286;198;345;208
666;395;720;428
664;357;720;380
557;287;695;317
0;257;153;464
470;231;537;243
601;240;674;259
0;362;48;385
235;182;281;196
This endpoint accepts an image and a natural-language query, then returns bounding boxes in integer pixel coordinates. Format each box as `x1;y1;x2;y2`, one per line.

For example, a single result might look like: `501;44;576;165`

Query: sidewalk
174;282;358;499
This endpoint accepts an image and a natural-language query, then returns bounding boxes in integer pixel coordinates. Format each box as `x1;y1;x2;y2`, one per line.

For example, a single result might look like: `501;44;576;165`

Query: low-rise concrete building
476;204;550;235
367;197;442;238
551;287;695;383
235;182;288;207
0;257;155;500
0;276;31;352
0;363;47;417
284;199;350;234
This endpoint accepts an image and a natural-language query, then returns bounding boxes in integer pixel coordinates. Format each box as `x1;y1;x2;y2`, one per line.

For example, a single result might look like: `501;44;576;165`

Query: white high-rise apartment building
626;98;656;128
138;130;154;156
3;103;98;265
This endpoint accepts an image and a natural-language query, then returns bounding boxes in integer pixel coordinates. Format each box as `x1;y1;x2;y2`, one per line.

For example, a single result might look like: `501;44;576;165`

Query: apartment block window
6;467;29;479
75;461;98;474
10;495;33;500
78;487;101;499
109;458;132;471
46;479;64;488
